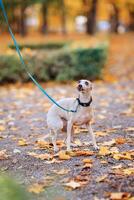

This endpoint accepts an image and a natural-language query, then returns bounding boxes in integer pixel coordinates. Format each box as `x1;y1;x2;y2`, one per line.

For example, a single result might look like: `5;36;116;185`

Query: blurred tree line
1;0;134;36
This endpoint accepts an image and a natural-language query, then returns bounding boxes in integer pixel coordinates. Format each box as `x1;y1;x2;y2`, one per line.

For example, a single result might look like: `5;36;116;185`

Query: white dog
47;80;99;152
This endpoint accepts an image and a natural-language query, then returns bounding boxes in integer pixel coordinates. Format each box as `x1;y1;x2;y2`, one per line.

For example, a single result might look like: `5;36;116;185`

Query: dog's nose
78;84;82;90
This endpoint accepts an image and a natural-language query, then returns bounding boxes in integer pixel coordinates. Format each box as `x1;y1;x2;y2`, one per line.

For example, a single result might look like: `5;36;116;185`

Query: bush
9;42;68;50
0;44;108;83
0;175;31;200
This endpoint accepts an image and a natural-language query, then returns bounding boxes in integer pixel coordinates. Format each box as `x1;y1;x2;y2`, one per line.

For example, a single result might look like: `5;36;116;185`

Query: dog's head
77;80;92;93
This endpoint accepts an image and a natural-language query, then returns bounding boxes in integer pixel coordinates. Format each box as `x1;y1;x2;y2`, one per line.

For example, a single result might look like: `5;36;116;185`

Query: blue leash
0;0;76;113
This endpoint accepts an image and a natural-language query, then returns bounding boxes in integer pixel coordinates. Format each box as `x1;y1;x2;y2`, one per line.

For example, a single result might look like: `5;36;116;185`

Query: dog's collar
76;96;92;107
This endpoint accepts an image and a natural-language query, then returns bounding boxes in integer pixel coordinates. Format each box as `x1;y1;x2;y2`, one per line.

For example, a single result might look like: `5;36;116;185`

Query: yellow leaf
64;180;81;190
28;183;45;194
82;158;93;164
59;151;71;160
113;152;132;160
0;125;6;131
18;139;28;146
122;168;134;175
98;146;110;156
95;131;107;137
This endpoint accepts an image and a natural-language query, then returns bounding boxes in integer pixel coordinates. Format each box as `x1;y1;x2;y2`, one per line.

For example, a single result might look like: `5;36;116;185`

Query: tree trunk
41;2;48;34
128;11;134;31
86;0;98;35
20;3;27;36
60;0;67;34
109;3;119;33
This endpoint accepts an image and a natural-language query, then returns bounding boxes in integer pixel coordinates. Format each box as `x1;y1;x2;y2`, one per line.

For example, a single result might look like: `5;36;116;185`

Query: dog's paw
54;146;59;153
70;143;78;147
93;145;99;151
67;146;71;152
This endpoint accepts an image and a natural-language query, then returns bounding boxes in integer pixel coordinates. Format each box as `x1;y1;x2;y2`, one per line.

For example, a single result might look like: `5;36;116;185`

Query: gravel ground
0;79;134;200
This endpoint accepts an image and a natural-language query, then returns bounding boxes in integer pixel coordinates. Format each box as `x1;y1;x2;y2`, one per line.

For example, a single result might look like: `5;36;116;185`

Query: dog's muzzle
77;84;83;91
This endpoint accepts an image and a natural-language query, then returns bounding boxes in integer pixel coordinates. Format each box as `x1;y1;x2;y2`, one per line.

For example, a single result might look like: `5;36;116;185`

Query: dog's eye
85;81;89;86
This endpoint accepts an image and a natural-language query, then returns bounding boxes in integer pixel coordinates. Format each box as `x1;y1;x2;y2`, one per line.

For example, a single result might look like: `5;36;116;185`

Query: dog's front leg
88;123;99;150
66;120;73;151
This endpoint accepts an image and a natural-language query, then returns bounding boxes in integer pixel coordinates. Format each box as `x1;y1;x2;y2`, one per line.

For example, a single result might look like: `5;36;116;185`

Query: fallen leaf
74;150;94;156
0;125;6;131
100;160;108;164
0;150;9;160
28;183;45;194
122;168;134;175
75;175;90;185
125;127;134;131
113;152;132;160
82;158;93;164
115;138;126;145
95;131;107;137
111;164;122;169
74;127;88;134
58;151;71;160
56;140;65;147
28;152;53;160
18;139;28;146
64;180;81;190
83;163;92;169
108;192;131;200
98;146;110;156
36;140;51;149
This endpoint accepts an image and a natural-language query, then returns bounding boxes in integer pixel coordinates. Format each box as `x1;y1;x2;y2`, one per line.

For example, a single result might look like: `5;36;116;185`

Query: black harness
76;96;92;107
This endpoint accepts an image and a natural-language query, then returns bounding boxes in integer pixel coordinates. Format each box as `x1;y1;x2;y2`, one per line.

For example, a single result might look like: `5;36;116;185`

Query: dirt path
0;79;134;200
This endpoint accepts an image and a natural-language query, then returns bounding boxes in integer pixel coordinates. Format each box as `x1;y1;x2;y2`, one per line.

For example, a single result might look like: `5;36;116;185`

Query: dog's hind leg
51;129;59;153
66;120;73;151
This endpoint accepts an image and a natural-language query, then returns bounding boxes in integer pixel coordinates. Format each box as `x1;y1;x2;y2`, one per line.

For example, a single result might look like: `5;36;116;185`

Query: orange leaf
115;138;126;145
109;192;131;200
